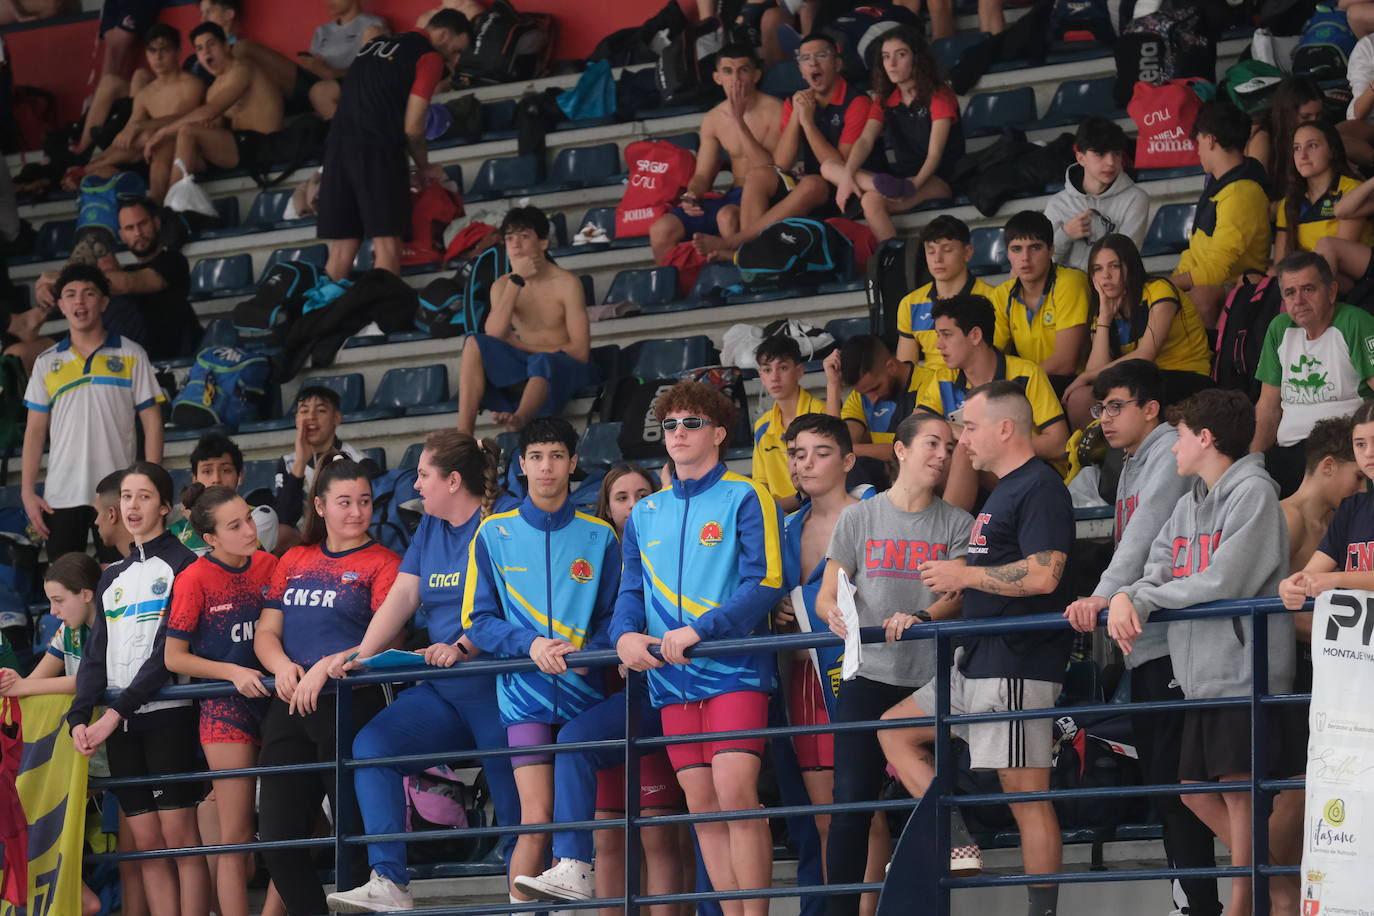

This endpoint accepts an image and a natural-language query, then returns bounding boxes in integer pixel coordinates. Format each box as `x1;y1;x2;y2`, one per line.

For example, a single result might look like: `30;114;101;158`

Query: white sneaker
326;870;414;913
950;843;983;876
512;858;594;902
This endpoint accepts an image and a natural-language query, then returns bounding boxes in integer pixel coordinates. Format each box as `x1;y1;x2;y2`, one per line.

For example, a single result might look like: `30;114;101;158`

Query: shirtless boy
456;207;592;435
1280;415;1362;572
78;25;206;203
144;22;285;202
195;0;321;115
648;43;786;264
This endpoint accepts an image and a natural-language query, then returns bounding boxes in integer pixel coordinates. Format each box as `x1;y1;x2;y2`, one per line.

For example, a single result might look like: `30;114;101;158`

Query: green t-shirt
1256;303;1374;447
0;631;17;672
170;517;209;556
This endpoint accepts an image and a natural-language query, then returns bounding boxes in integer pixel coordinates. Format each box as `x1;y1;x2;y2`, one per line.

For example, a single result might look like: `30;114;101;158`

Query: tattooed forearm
970;550;1067;597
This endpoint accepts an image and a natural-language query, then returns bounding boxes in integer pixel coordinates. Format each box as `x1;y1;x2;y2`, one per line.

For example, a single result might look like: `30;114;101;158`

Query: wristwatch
509;274;526;287
915;610;933;622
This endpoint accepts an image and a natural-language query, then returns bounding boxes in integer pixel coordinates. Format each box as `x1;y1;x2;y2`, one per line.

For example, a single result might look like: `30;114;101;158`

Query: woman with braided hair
323;430;522;913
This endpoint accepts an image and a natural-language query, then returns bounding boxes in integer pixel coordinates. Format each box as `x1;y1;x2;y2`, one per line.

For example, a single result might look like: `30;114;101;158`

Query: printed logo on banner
1302;870;1323;916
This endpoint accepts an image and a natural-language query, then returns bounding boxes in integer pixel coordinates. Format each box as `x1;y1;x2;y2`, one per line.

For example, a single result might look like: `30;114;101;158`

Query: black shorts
43;506;121;564
234;130;269;170
104;706;208;817
1177;704;1304;783
285;66;321;116
317;141;410;241
99;0;162;37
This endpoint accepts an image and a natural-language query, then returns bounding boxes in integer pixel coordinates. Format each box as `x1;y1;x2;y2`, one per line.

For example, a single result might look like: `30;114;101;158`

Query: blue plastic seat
465;154;545;202
348;365;449;422
1033;77;1124;128
399;442;425;470
575;344;621;398
662;133;700;153
692;263;741;298
932;31;990;72
35;219;76;261
360;446;388;471
300;373;365;413
968;227;1009;277
604;267;678;307
577;422;624;469
623;335;719;378
245;189;295;228
189;254;253;301
240;459;278;498
443;164;464;192
200;318;238;349
481;100;517;139
551;207;616;257
1140;204;1196;257
962;87;1037;138
825;316;873;343
759;60;806;99
353;239;374;272
541;143;622;191
260;244;329;283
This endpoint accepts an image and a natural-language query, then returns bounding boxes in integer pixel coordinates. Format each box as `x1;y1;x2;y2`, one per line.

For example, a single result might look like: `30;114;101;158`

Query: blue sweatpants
550;692;634;863
352;676;520;885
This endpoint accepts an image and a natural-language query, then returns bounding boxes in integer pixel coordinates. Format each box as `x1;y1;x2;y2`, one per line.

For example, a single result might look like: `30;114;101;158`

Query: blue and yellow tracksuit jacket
462;497;621;727
609;462;784;708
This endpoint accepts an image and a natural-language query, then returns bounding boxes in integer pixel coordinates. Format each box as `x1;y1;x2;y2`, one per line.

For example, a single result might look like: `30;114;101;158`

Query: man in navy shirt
878;381;1074;916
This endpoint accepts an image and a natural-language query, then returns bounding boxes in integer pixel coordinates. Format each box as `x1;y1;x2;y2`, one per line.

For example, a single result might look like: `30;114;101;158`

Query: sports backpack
1291;4;1357;79
77;171;147;234
734;218;856;288
612;365;751;462
655;17;726;108
1113;6;1217;107
169;346;271;432
232;259;323;341
403;765;495;865
369;467;422;553
1048;0;1116;46
414;276;467;338
456;243;509;337
459;0;557;85
868;238;910;351
615;139;697;239
1213;273;1284;402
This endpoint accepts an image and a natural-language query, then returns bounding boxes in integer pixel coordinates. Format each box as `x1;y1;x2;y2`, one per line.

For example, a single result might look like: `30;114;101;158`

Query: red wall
5;0;700;123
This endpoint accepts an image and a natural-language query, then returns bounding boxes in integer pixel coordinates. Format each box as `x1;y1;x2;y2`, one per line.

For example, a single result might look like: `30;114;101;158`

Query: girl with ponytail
322;431;524;913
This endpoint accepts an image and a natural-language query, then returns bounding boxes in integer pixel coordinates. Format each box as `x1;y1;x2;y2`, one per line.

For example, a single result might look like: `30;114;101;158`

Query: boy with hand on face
1043;117;1149;273
753;334;825;512
896;216;997;371
273;385;379;530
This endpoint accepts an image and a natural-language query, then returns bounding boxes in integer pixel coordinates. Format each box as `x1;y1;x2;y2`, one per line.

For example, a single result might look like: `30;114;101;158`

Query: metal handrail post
335;683;357;890
625;669;644;915
1251;603;1271;916
934;631;953;916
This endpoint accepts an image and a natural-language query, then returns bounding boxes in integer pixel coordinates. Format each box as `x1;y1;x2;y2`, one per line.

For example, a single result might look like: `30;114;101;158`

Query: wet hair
716;41;761;69
595;463;656;526
1171;389;1255;461
1276;249;1335;287
1075;116;1130;156
422;429;503;519
1086;233;1150;325
519;416;579;459
920;215;971;247
428;8;473;40
1092;358;1165;406
930;294;995;344
1283;120;1350;239
783;413;853;453
303;454;373;547
295;385;342;411
755;334;803;366
968;380;1034;434
871;25;942;103
56;263;110;299
1305;415;1355;473
798;33;838;53
501;205;550;241
893;411;951;448
1002;209;1054;247
144;23;181;48
95;469;125;504
839;334;892;387
1191;100;1252;152
180;483;243;538
190;432;244;475
44;552;101;596
654;380;738;456
190;21;228;44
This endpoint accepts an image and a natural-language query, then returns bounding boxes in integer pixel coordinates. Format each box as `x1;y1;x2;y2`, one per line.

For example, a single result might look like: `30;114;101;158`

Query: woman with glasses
1061;233;1213;429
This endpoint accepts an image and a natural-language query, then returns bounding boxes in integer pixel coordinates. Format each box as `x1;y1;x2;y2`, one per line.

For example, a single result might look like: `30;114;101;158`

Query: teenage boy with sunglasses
612;379;785;916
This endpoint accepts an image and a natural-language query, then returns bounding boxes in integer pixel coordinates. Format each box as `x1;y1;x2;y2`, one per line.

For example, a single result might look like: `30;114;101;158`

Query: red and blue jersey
168;551;278;670
267;541;401;667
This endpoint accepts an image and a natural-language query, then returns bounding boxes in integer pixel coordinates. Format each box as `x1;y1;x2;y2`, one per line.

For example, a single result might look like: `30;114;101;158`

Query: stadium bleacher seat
580;275;596;308
361;446;388;471
969;226;1009;276
962;87;1037;138
34;219;75;261
360;364;451;418
353;239;374;272
760;61;806;99
576;421;624;469
576;344;621;398
211;195;240;230
244;189;295;229
481;99;517;140
443;164;464;192
662;133;700;152
932;31;989;72
169;467;193;497
1033;76;1124;128
622;335;719;378
302;373;365;413
825;316;872;343
604;267;678;307
241;458;278;497
260;244;329;283
648;263;738;313
551;207;616;257
398;442;425;470
536;143;622;193
190;254;254;301
200;318;238;349
1140;203;1196;257
466;154;545;203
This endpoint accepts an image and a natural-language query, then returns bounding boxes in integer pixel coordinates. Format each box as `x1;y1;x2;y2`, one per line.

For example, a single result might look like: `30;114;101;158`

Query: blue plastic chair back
759;61;806;99
1140;204;1197;257
246;189;293;227
190;254;253;298
962;87;1037;137
481;100;517;136
398;442;425;470
299;373;365;413
261;244;329;283
548;143;621;188
625;335;718;378
577;422;624;468
582;207;617;240
1041;76;1123;125
969;227;1009;277
360;446;388;471
353;239;375;272
200;318;239;349
692;262;742;298
466;154;544;200
212;195;240;228
371;365;449;411
241;459;278;497
443;164;464;192
932;31;990;72
605;267;678;306
662;133;701;152
36;219;76;260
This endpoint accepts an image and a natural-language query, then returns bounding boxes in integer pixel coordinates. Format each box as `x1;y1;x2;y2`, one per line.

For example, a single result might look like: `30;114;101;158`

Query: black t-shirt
331;30;440;147
960;457;1075;682
126;248;198;361
1317;492;1374;571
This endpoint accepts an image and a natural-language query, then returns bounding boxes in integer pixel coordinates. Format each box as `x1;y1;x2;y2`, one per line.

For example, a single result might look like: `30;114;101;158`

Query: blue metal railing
84;595;1308;914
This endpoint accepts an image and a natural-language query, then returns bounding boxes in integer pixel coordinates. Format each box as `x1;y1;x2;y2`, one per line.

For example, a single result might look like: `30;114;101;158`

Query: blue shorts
472;333;593;415
668;186;745;237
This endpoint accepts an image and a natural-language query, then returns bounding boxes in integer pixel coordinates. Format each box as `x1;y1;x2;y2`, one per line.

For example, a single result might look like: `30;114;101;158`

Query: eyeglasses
1090;399;1144;419
661;417;714;432
796;50;835;64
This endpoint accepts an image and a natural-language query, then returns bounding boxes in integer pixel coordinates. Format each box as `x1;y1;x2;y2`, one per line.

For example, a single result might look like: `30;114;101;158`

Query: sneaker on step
326;870;414;913
950;843;983;876
513;858;594;902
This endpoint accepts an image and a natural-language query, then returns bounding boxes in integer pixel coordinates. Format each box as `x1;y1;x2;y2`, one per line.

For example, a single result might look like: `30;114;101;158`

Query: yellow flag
0;694;89;916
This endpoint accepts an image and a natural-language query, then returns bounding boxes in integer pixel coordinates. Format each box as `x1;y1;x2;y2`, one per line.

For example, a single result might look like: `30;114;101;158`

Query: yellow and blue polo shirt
751;387;824;502
1275;173;1374;254
896;274;997;370
991;264;1090;370
1091;278;1212;377
23;333;164;510
840;362;944;444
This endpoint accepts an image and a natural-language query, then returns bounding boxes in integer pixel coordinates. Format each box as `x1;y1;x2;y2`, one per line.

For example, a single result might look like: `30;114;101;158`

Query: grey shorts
912;651;1060;771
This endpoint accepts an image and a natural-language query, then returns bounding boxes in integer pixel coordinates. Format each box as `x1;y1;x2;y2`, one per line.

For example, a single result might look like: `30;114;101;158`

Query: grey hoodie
1043;164;1150;272
1092;422;1194;669
1117;452;1294;699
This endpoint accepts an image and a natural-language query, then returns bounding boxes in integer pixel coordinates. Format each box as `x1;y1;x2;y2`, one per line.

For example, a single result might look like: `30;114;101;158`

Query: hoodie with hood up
1116;452;1294;699
1044;163;1149;272
1092;422;1194;669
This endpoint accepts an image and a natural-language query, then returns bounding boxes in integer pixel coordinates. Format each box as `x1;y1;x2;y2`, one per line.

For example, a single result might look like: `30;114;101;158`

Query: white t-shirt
1348;35;1374;121
22;334;164;510
310;13;388;71
1257;306;1374;446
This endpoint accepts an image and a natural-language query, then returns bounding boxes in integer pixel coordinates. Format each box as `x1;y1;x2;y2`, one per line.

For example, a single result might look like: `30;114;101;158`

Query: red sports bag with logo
1128;79;1208;169
615;139;696;239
